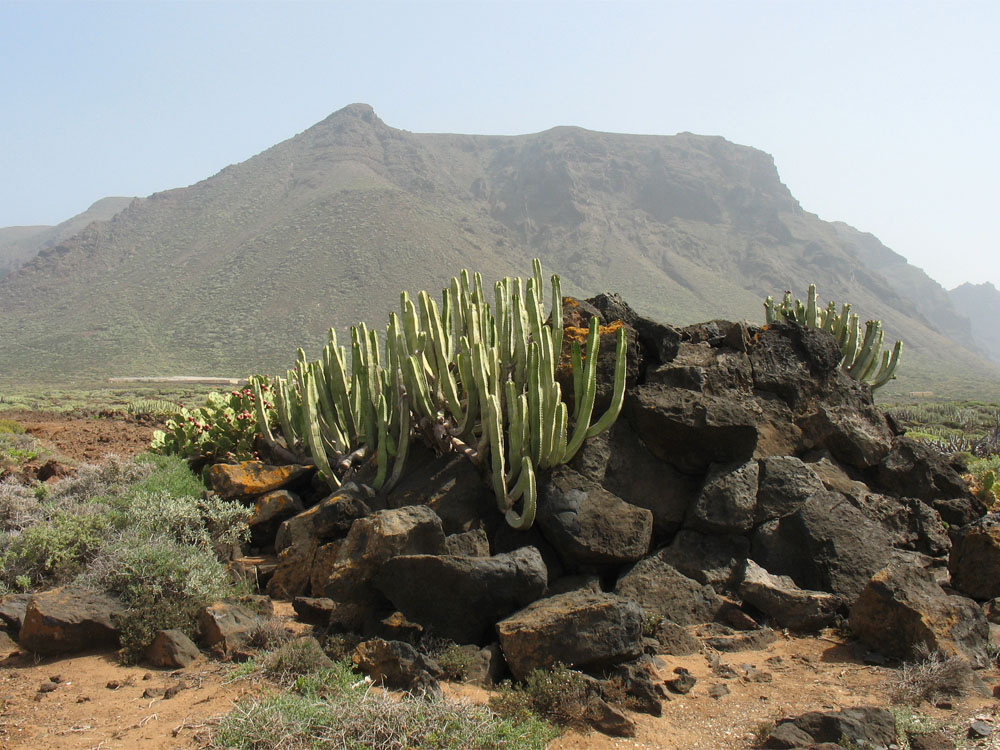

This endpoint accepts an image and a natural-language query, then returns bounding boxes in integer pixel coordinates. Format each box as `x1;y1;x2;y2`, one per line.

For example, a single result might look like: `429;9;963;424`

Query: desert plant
267;260;627;531
489;663;593;729
125;399;179;417
764;284;902;389
150;378;276;463
885;647;972;705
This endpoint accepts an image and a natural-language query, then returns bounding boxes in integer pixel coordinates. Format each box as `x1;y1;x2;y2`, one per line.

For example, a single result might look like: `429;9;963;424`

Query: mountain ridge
1;104;997;398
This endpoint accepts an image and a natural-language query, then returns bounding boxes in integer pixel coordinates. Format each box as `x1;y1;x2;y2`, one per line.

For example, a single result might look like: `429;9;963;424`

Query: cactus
763;285;902;390
264;260;627;530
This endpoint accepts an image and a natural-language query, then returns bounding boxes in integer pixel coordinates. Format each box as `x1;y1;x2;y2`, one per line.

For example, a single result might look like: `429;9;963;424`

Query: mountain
1;103;998;398
949;282;1000;365
0;197;135;279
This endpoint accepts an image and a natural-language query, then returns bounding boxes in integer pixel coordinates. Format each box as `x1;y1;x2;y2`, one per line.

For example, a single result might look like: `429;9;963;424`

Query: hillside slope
950;281;1000;365
0;197;135;279
1;104;997;398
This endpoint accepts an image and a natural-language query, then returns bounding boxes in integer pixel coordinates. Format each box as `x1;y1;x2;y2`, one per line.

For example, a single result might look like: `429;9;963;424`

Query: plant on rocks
264;260;626;530
763;284;902;389
489;663;593;729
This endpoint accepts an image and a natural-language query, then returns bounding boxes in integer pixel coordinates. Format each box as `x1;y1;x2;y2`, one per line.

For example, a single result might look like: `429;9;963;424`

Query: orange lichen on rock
563;319;624;345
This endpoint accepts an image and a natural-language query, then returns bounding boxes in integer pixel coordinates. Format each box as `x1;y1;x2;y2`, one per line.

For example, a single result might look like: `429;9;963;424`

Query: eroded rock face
197;601;259;650
948;514;1000;601
373;547;548;644
19;587;123;655
274;483;373;553
755;456;825;523
685;459;759;535
849;563;990;667
869;437;979;515
496;591;644;680
763;707;897;749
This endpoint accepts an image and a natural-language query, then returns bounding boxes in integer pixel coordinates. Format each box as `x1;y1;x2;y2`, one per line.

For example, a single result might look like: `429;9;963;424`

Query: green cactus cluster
270;260;627;530
150;378;275;462
763;284;903;390
125;399;180;417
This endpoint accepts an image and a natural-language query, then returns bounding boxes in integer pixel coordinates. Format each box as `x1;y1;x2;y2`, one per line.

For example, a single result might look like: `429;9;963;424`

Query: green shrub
0;419;25;434
131;452;208;498
489;663;592;729
433;643;475;682
79;531;239;663
0;478;42;532
0;508;111;589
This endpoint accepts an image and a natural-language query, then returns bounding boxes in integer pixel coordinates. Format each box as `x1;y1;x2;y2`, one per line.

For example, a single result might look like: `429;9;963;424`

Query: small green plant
0;419;25;434
125;398;179;417
432;643;475;682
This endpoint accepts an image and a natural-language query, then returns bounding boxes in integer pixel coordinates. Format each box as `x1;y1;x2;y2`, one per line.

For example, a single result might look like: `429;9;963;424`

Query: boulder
755;456;825;523
317;505;446;606
600;421;699;539
657;530;749;590
537;467;652;568
797;405;893;470
646;341;753;396
603;655;668;716
949;514;1000;600
197;601;259;650
869;438;982;521
373;547;548;644
249;489;304;547
685;459;759;534
747;323;851;410
0;593;30;633
19;587;123;654
292;596;336;626
853;493;951;557
777;707;897;747
849;563;990;667
614;552;723;626
496;591;644;680
352;638;442;693
738;560;843;632
650;619;700;656
274;483;373;552
625;385;759;474
206;461;312;500
751;490;893;600
387;452;500;536
266;539;317;600
145;629;200;668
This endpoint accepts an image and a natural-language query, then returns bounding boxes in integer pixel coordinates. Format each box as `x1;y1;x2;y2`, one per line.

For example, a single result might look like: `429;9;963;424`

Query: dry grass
885;647;973;706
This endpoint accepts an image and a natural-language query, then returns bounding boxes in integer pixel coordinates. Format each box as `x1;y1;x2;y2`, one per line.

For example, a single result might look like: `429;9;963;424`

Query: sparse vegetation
885;648;972;706
489;663;593;729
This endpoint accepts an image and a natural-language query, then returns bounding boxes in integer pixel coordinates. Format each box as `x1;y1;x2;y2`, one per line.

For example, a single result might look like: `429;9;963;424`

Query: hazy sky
2;0;997;291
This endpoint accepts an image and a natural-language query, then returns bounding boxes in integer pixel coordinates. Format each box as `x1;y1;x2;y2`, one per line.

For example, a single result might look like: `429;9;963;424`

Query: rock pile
4;294;999;737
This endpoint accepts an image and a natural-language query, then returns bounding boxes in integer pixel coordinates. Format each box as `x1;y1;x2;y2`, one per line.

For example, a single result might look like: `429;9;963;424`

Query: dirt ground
1;410;998;750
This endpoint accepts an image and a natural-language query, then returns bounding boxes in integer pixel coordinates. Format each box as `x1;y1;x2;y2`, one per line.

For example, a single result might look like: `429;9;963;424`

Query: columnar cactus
763;284;902;389
268;260;627;529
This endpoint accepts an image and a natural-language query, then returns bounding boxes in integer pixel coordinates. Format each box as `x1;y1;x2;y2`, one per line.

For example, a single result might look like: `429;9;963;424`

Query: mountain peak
328;102;380;122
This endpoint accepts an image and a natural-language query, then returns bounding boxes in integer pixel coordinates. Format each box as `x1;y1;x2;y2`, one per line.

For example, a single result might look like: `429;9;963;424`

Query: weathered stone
849;563;991;667
761;721;815;748
626;385;759;475
207;461;311;500
585;694;637;737
852;493;952;557
756;456;825;523
0;593;30;633
909;730;957;750
266;539;316;600
492;523;564;582
374;547;548;644
308;541;343;597
537;467;652;568
603;655;667;716
274;483;373;552
197;601;258;649
949;514;1000;600
798;405;893;471
450;642;506;687
497;591;644;680
352;638;442;693
145;629;200;668
651;619;700;656
600;420;699;539
19;587;123;654
784;707;897;747
0;631;18;657
292;596;335;626
249;489;304;546
444;528;490;557
738;560;844;632
658;530;749;590
686;459;759;534
870;437;980;513
666;666;696;694
751;490;893;600
318;505;447;606
701;628;777;652
546;574;602;596
615;551;723;626
748;323;851;410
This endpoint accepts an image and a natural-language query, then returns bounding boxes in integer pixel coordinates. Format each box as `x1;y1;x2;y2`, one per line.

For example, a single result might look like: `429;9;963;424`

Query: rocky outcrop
19;587;123;655
738;560;843;631
206;461;312;500
948;514;1000;600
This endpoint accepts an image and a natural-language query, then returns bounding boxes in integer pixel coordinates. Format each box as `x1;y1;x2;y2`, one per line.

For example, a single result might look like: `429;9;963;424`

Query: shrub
79;531;239;663
489;663;592;729
256;637;336;687
0;419;25;434
243;616;294;652
45;454;153;506
886;648;972;705
0;478;42;532
0;508;111;589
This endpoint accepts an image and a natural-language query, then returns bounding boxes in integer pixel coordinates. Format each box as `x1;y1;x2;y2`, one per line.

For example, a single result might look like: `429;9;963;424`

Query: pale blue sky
1;0;997;290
